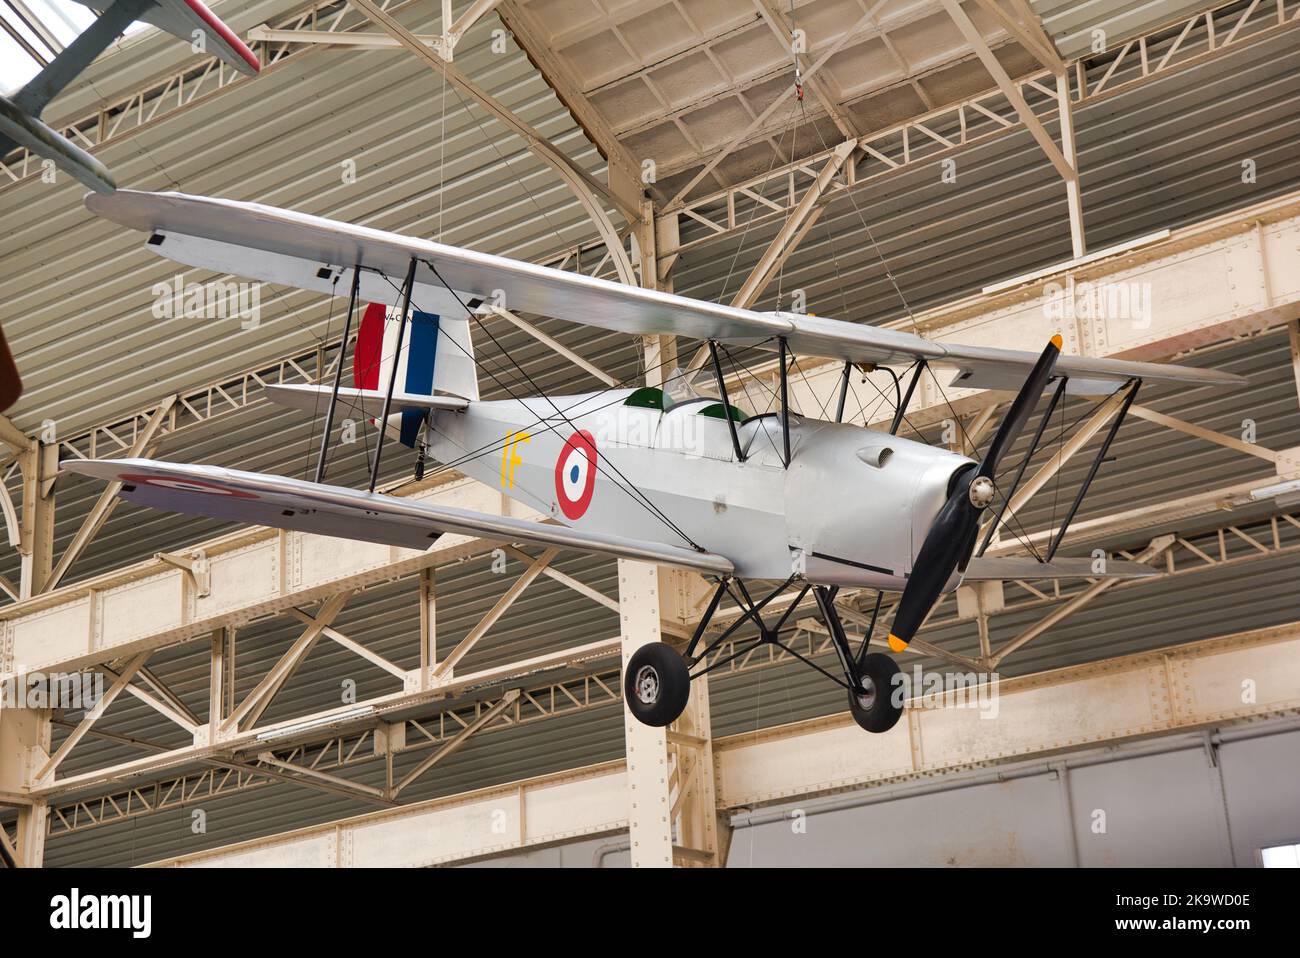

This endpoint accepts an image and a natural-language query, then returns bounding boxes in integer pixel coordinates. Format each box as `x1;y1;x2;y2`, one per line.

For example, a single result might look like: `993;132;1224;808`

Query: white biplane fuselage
429;388;972;589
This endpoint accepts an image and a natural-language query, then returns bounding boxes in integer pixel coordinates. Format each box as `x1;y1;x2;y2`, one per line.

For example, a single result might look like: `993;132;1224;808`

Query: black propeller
886;335;1063;653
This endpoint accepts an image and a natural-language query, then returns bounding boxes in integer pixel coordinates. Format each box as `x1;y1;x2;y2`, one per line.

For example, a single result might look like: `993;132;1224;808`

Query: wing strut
1044;379;1141;561
890;360;926;436
708;341;746;462
779;338;791;467
976;375;1068;558
834;360;852;423
369;259;417;492
315;264;362;484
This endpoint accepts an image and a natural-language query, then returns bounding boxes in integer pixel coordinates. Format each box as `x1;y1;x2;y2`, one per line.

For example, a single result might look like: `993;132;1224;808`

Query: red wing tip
183;0;262;73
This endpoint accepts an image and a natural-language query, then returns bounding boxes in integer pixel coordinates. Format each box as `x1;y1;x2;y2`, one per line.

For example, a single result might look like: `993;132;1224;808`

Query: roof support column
418;568;437;690
619;560;673;867
1057;71;1085;258
17;440;55;599
637;199;678;387
941;0;1085;257
619;561;725;868
350;0;639;285
661;569;726;867
1289;318;1300;410
0;704;50;866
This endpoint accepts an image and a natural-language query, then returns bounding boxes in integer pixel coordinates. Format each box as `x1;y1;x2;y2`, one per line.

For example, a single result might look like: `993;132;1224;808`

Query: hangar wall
723;719;1300;868
470;718;1300;867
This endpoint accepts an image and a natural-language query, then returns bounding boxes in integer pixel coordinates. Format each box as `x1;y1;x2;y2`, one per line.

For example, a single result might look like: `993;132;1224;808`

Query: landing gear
619;576;907;734
624;641;691;727
846;652;903;733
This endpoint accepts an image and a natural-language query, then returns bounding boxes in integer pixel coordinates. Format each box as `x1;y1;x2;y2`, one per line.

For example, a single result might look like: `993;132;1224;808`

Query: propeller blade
977;334;1062;477
886;336;1063;654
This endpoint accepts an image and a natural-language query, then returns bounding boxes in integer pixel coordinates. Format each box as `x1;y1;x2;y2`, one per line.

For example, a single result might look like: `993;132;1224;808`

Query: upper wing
68;0;260;75
62;458;734;576
85;190;1244;391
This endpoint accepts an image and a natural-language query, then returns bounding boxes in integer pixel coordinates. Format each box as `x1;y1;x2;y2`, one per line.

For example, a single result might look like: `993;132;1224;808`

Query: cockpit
617;387;794;464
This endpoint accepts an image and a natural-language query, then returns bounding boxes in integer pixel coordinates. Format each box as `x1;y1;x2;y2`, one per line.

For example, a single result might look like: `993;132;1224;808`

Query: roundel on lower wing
118;474;259;499
554;430;597;520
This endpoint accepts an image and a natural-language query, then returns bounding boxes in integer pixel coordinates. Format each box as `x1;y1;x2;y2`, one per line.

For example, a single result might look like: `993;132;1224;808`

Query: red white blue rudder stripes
354;302;478;447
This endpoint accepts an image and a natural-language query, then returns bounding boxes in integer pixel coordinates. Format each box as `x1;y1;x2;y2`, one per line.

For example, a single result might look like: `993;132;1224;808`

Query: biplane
67;190;1245;733
0;0;259;193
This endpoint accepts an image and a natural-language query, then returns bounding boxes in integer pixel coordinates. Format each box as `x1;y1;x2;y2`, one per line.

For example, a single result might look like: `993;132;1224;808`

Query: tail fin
355;302;479;447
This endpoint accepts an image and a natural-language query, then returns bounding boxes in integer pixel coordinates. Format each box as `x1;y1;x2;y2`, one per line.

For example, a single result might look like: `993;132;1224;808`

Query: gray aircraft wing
63;458;734;576
67;0;261;75
85;190;1245;393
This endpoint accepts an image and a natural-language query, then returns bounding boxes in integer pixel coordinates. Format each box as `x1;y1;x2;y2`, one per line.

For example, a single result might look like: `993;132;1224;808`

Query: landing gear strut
619;576;904;733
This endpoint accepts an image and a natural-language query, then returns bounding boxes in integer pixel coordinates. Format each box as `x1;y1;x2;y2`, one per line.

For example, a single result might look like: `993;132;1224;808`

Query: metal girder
286;610;408;679
27;503;1299;835
433;547;558;679
987;536;1174;668
143;619;1300;867
0;415;31;454
974;0;1065;72
34;650;149;785
495;0;645;217
664;0;893;209
1127;404;1285;463
44;649;624;836
391;687;520;797
940;0;1074;182
486;305;618;386
225;592;353;733
15;440;55;598
729;139;856;311
350;0;640;286
750;0;857;138
43;395;176;594
661;0;1300;256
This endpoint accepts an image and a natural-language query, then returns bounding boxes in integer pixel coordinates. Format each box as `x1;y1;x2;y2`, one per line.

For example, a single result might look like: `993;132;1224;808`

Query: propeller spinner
887;335;1063;653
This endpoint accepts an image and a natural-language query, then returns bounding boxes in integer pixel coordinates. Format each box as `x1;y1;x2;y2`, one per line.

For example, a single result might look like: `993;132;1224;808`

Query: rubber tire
624;642;691;727
847;652;904;733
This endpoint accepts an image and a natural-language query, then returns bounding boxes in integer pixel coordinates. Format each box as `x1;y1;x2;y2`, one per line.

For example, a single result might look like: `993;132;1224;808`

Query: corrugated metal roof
1033;0;1224;59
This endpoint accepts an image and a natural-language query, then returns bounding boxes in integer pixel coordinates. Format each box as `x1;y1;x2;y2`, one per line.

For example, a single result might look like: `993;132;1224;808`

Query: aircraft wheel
624;642;691;727
846;652;903;733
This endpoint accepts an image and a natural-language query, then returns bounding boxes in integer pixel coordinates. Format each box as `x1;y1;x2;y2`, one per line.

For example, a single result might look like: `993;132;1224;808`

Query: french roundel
119;474;259;499
554;430;597;520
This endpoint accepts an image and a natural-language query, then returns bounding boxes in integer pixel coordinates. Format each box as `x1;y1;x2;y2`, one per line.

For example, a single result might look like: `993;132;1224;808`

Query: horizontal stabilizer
265;384;468;418
63;458;735;576
962;556;1157;581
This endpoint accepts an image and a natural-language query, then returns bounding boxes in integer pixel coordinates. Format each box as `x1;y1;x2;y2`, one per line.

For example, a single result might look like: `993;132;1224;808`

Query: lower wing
962;556;1157;580
63;459;733;577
